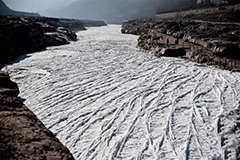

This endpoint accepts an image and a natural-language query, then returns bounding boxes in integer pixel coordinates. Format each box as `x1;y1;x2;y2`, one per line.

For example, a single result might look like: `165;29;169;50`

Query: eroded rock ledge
122;19;240;159
0;15;106;66
122;19;240;71
0;70;74;160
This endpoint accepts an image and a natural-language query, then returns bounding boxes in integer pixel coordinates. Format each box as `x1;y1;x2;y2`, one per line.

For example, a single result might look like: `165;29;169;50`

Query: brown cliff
0;16;80;66
0;15;106;67
122;19;240;71
0;70;74;160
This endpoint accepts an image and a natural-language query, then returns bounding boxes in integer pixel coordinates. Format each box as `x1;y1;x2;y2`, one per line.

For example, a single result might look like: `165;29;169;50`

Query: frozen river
4;25;240;159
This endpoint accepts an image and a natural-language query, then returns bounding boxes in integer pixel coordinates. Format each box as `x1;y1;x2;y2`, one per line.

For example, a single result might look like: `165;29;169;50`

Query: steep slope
0;0;9;11
157;0;198;13
0;0;40;17
0;16;79;66
0;71;74;159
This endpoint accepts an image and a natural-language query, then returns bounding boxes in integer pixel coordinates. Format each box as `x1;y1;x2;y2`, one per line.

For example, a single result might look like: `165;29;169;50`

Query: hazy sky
3;0;78;12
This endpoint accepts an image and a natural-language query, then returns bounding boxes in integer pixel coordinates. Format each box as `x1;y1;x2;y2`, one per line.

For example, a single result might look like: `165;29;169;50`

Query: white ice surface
3;25;240;160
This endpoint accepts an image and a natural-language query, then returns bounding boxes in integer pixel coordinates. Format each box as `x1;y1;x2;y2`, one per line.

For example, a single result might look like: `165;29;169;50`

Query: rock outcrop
0;70;74;160
0;15;107;67
0;16;80;66
122;19;240;71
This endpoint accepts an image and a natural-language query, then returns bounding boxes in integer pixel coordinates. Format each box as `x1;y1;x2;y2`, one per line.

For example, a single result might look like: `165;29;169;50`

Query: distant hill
41;0;240;24
0;0;40;17
157;0;198;14
43;0;160;24
43;0;199;24
157;0;240;14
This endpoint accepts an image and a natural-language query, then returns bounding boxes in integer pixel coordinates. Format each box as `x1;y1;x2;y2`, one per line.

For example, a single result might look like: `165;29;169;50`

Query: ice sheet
4;25;240;160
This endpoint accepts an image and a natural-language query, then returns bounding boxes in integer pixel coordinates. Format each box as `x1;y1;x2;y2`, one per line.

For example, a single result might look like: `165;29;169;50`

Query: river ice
3;25;240;159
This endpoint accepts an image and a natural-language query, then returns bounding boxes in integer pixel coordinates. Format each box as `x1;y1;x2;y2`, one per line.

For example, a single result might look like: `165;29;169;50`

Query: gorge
2;25;240;159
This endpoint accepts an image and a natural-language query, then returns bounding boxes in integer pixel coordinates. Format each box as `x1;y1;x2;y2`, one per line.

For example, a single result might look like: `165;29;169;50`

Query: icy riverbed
3;25;240;159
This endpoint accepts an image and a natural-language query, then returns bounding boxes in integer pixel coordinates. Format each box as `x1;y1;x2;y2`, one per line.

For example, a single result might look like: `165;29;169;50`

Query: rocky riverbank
0;15;106;159
122;19;240;159
0;70;74;159
122;19;240;71
0;15;106;66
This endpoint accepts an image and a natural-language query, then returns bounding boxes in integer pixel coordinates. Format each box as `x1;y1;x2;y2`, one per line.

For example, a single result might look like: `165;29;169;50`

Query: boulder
41;24;57;32
57;27;77;41
158;47;186;57
214;45;240;59
0;71;19;97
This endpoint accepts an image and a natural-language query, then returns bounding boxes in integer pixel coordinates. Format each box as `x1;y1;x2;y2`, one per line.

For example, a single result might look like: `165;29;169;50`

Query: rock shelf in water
122;19;240;71
0;15;106;66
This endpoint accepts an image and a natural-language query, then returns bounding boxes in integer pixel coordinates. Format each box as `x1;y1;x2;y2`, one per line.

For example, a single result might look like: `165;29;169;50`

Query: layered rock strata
0;15;107;67
0;70;74;160
0;16;77;66
122;19;240;71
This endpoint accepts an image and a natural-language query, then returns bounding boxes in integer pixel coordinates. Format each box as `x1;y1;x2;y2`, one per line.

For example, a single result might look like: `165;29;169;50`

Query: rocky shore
0;70;74;159
0;15;106;66
0;15;106;159
122;19;240;71
122;17;240;159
